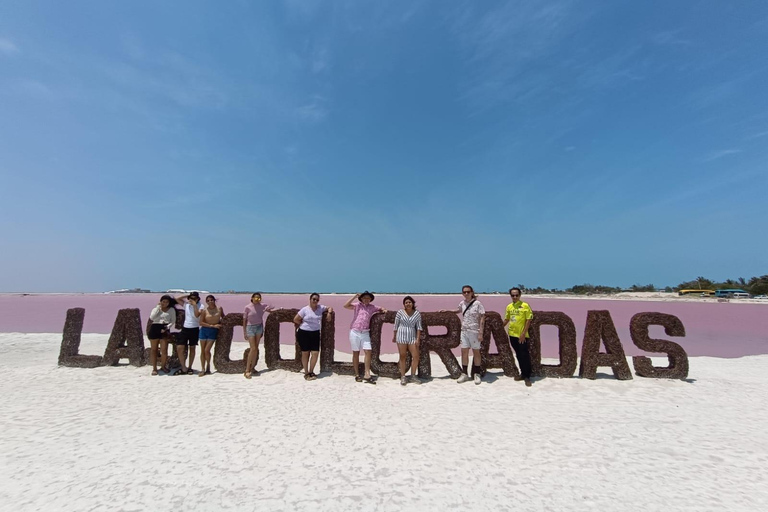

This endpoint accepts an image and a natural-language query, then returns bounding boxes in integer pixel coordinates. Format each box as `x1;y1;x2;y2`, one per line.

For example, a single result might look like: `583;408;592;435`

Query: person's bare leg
160;339;169;371
472;348;482;374
352;351;360;377
245;337;257;377
176;344;188;372
309;350;320;373
302;351;310;374
363;349;372;379
187;346;196;372
309;351;319;374
409;344;420;376
150;339;159;374
397;344;408;376
206;342;213;372
251;333;263;372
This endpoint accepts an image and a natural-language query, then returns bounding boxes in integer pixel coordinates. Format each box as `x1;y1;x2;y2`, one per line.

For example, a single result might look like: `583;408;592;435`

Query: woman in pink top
242;292;275;379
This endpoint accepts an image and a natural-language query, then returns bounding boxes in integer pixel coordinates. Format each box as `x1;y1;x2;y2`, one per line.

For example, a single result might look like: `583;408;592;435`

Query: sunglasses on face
511;294;520;297
462;291;472;295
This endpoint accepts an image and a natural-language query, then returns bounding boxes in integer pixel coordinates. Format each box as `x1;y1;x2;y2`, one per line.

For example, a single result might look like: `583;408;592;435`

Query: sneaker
457;373;470;384
410;375;422;385
474;373;481;385
524;379;532;387
400;376;407;386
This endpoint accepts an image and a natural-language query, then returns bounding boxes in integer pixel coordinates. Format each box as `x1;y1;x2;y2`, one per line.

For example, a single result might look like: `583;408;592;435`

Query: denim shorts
246;324;264;337
199;327;219;341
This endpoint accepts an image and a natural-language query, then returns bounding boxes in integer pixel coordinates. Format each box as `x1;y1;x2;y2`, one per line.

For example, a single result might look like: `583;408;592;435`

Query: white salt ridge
0;333;766;511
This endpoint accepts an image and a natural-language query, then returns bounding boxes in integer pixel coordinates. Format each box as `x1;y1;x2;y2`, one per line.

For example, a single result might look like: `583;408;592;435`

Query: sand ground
0;333;766;511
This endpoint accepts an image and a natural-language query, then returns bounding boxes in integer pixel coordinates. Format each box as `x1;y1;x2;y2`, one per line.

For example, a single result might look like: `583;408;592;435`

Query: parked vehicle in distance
753;295;768;300
731;292;751;299
715;288;749;298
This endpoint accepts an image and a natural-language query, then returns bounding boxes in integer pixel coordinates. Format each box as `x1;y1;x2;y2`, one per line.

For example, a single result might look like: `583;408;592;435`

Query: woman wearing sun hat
343;291;386;384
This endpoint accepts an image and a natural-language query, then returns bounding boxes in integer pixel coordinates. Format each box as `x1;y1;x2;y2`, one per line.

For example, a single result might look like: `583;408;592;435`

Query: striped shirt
394;309;423;344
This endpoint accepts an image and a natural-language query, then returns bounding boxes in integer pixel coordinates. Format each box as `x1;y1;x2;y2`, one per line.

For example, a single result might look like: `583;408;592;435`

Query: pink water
2;293;766;357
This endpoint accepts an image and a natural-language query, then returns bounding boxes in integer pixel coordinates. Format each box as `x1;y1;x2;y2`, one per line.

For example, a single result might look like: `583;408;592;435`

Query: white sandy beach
1;333;766;511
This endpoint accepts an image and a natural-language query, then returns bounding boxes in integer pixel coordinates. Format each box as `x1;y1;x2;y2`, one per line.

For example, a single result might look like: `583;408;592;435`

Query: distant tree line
511;274;768;295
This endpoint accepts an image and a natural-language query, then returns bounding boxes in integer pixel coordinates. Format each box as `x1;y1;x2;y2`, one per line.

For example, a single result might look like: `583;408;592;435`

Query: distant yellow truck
678;289;715;296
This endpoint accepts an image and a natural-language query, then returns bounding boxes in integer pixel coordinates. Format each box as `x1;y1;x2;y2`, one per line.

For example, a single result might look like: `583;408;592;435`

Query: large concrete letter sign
481;312;520;378
369;311;407;379
58;308;104;368
630;313;688;379
212;313;251;374
420;312;462;378
578;310;633;380
529;311;578;378
264;309;302;372
319;311;338;374
102;309;145;366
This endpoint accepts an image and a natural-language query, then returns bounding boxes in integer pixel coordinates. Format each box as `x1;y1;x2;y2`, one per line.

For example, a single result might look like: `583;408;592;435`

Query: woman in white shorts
392;296;423;386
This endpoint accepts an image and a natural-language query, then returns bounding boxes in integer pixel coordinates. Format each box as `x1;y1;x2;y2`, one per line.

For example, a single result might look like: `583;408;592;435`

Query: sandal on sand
198;371;206;377
304;373;312;381
355;375;363;382
186;368;194;375
245;372;252;379
363;377;376;385
151;369;158;376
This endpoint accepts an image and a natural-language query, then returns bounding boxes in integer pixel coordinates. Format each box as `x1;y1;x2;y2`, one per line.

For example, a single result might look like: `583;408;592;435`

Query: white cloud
0;37;20;55
701;149;742;162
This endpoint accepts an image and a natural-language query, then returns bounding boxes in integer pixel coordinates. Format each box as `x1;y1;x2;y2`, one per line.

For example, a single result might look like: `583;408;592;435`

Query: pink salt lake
1;293;766;358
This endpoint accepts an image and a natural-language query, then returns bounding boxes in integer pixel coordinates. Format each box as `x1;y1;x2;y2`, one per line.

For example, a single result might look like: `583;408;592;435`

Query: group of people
147;286;534;386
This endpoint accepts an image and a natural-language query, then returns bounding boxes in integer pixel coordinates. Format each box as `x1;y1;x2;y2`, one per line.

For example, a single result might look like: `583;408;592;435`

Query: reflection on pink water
1;293;766;358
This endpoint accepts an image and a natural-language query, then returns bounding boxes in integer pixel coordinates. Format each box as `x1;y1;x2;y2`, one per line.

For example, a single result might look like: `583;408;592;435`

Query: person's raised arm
343;294;358;310
149;306;163;323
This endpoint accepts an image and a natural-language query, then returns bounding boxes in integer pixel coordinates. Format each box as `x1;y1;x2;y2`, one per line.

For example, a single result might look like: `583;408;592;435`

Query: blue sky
1;0;767;293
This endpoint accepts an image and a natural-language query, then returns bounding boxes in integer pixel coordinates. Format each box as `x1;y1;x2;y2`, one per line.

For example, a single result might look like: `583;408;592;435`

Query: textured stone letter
102;308;145;366
578;310;633;380
420;312;462;379
212;313;252;374
481;312;520;378
368;311;407;378
264;309;303;372
630;313;688;379
58;308;104;368
529;311;577;378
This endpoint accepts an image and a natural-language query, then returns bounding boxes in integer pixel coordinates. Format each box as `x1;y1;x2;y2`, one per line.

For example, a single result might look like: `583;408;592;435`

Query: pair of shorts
297;328;320;352
246;324;264;337
148;323;170;339
460;330;481;350
199;327;219;341
177;326;200;346
349;330;372;351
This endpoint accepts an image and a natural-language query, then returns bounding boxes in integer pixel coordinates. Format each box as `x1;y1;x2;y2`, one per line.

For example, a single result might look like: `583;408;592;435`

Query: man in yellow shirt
502;287;533;387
